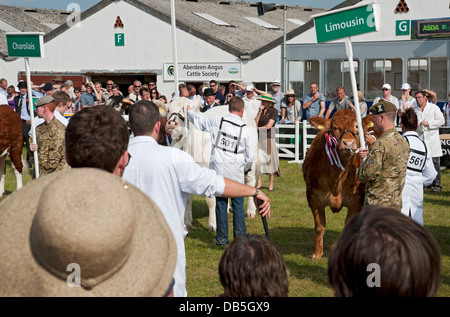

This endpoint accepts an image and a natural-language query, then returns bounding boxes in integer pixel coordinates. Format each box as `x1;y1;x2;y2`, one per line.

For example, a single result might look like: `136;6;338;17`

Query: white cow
165;97;258;232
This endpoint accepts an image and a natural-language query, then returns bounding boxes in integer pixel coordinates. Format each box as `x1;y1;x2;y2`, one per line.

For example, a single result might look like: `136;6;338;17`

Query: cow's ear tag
317;124;325;129
367;122;374;128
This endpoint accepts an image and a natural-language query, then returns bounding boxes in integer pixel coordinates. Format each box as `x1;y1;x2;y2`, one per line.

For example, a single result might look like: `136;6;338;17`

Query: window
365;59;402;100
287;61;304;99
287;60;320;99
324;59;360;99
244;17;280;30
193;13;233;27
408;58;448;100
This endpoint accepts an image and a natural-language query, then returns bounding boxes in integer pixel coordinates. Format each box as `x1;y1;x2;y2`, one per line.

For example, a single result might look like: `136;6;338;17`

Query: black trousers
22;120;31;162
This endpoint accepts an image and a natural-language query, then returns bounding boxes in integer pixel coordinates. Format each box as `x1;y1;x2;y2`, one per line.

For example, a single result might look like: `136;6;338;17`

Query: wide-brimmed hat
357;91;365;101
285;89;297;96
0;168;177;297
257;93;276;104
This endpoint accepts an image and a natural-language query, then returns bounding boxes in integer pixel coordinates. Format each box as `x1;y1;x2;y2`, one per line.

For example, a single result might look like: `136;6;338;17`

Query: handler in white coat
400;109;437;226
123;100;270;297
187;96;255;246
414;90;445;192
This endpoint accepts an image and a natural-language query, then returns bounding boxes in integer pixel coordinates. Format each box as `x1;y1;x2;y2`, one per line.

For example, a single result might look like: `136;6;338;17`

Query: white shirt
243;96;261;120
399;96;417;111
415;101;445;157
401;131;437;226
187;112;254;184
123;136;225;297
374;95;399;109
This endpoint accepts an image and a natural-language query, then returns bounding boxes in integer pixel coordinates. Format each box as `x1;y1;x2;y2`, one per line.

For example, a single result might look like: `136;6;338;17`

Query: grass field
1;158;449;297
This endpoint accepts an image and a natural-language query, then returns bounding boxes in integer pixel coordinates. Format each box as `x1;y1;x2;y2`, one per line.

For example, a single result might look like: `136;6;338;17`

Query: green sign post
6;32;45;178
312;3;380;149
314;4;378;43
6;32;45;58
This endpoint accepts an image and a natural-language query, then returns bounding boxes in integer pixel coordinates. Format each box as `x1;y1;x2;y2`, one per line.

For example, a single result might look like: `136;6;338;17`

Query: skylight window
244;17;280;30
193;12;233;27
287;18;305;26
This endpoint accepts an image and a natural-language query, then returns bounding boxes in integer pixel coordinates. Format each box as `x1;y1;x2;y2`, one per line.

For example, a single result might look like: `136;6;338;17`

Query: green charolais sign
314;4;378;43
6;33;44;58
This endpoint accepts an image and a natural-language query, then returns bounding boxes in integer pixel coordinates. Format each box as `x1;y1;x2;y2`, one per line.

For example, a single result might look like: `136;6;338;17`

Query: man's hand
364;133;376;147
358;148;368;160
253;191;271;218
30;143;38;152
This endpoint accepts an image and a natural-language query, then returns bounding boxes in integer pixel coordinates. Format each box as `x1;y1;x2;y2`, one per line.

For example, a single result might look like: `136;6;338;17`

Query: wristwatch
254;187;260;197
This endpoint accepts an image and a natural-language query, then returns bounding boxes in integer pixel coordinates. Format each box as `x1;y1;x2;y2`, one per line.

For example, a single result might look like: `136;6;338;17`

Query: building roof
0;0;358;61
0;5;72;59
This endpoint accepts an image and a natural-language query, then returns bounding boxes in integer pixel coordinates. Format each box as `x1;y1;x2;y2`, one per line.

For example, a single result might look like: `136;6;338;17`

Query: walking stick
256;198;271;240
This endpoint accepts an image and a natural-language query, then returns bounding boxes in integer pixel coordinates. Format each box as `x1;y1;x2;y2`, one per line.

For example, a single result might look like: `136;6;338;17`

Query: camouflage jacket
357;127;409;210
32;117;69;176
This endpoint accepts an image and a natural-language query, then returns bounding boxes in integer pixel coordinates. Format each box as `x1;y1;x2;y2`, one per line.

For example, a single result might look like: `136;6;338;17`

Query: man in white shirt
400;109;437;225
187;96;254;246
123;100;270;297
242;85;261;120
374;83;399;124
415;90;445;192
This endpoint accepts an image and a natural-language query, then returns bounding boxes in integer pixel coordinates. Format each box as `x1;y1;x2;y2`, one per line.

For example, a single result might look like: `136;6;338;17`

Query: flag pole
344;37;365;149
25;57;39;178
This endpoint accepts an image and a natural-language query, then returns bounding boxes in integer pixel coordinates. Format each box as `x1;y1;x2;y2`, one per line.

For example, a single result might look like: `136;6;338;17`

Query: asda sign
6;32;45;58
313;3;379;43
418;19;450;36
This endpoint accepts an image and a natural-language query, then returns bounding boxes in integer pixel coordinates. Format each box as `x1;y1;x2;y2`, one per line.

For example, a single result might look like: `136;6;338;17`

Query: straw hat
285;89;297;97
257;93;276;104
0;168;176;297
357;91;365;101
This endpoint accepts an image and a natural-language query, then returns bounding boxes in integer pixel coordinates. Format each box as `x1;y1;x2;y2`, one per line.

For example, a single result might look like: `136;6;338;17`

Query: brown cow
303;109;376;260
0;104;24;197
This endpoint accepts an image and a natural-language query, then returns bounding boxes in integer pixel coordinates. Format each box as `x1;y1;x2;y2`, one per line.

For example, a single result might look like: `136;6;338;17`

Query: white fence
275;120;318;164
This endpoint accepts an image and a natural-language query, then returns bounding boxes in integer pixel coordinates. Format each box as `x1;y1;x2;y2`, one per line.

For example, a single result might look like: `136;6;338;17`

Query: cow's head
165;97;203;143
309;109;374;160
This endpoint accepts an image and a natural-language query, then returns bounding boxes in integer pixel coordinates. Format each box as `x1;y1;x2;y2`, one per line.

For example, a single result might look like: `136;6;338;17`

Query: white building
285;0;450;106
0;0;326;97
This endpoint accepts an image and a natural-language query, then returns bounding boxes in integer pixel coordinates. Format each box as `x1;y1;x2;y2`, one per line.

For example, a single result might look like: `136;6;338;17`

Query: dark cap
17;81;27;88
35;95;55;108
203;88;215;97
42;82;54;92
369;99;397;115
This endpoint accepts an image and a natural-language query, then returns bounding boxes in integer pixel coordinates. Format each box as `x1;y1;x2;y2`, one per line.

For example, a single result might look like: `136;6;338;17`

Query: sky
0;0;342;11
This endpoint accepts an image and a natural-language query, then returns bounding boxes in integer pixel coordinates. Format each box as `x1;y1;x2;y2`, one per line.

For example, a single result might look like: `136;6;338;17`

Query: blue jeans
214;196;246;246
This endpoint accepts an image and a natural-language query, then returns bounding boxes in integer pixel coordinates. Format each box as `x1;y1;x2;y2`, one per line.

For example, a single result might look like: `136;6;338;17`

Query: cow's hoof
247;214;256;219
186;224;192;230
208;225;216;232
311;254;323;260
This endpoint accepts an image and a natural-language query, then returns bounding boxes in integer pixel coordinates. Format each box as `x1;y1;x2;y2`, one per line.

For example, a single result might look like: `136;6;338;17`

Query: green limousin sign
313;3;379;43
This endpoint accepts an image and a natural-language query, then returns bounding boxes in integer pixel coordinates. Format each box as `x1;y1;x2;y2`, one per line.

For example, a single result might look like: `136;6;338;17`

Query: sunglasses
382;88;389;91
